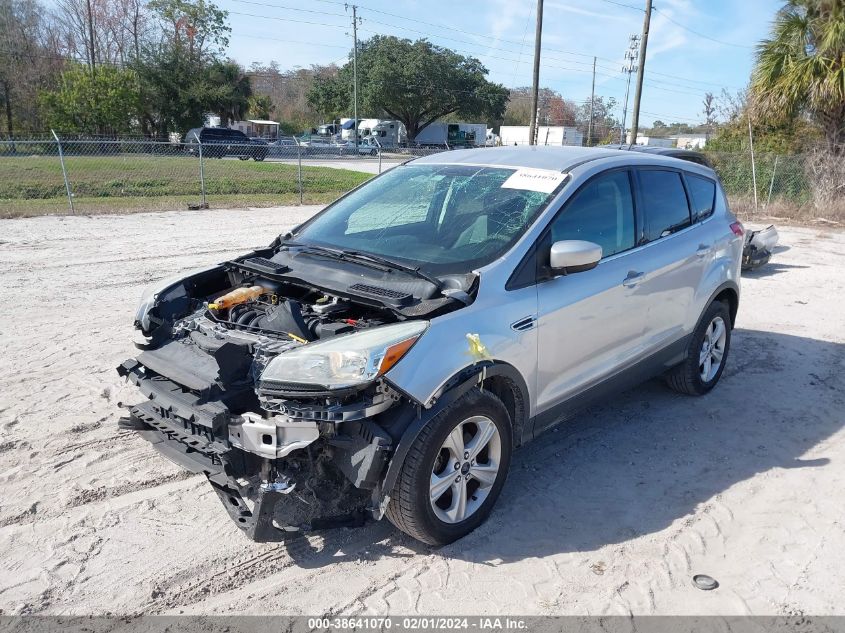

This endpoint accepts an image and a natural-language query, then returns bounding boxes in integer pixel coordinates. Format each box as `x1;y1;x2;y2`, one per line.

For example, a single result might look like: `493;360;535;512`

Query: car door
632;168;707;351
533;169;654;431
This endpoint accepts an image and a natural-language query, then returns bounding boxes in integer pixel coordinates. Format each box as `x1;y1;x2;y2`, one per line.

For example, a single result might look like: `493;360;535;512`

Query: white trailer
499;125;584;146
413;122;487;147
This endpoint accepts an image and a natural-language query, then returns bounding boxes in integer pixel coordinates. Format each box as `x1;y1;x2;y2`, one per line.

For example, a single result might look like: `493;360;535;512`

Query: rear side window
685;174;716;220
549;170;635;258
638;170;691;241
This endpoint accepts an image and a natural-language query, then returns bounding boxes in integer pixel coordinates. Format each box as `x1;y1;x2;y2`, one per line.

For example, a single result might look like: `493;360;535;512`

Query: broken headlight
260;321;427;390
134;265;217;333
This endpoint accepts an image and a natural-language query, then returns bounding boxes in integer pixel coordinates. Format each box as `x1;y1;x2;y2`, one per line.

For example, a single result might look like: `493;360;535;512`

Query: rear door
633;167;707;351
534;169;654;428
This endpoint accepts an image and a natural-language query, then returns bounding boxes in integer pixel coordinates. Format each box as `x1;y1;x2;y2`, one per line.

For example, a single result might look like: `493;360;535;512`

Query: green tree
308;36;509;140
39;64;140;134
147;0;229;61
576;96;619;145
131;0;231;135
752;0;845;150
0;0;63;137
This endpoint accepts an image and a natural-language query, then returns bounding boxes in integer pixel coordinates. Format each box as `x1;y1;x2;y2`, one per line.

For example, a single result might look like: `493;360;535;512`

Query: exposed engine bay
117;244;473;541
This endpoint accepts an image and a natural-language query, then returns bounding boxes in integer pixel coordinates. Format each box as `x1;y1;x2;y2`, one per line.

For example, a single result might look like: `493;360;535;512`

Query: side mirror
549;240;602;274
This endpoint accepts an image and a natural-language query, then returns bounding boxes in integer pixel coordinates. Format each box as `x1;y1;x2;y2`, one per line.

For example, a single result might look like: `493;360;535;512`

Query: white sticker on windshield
501;168;567;193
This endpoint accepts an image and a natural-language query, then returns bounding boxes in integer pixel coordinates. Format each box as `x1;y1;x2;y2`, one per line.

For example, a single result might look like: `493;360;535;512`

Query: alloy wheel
699;315;727;382
429;415;501;524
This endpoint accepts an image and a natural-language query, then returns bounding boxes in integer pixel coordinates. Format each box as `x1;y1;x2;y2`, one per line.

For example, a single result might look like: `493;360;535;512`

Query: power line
228;10;347;28
596;0;643;11
229;0;345;18
237;32;348;50
652;7;754;49
228;0;744;92
510;4;534;88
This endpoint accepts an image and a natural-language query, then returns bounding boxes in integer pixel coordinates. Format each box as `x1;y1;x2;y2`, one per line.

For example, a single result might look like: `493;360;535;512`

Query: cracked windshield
295;164;563;274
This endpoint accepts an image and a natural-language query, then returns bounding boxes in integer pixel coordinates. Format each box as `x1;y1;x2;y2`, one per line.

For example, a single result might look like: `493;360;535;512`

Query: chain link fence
1;136;839;222
705;151;818;219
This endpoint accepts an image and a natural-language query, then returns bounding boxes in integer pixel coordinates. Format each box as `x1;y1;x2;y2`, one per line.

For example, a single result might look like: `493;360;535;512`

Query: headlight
260;321;428;390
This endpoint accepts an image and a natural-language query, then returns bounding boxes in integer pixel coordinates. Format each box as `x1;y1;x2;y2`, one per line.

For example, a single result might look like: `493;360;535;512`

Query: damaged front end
117;248;459;541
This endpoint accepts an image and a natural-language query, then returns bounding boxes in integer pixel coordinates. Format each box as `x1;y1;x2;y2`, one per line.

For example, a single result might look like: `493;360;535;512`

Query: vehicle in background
317;123;340;138
356;138;380;155
601;144;714;168
119;146;742;547
267;137;299;157
359;120;404;148
500;125;583;147
297;138;351;156
185;127;268;161
413;122;487;148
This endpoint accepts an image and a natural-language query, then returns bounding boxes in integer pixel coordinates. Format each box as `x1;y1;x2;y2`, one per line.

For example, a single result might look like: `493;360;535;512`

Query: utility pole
629;0;651;145
620;35;639;143
86;0;96;71
346;4;360;149
528;0;543;146
587;56;596;146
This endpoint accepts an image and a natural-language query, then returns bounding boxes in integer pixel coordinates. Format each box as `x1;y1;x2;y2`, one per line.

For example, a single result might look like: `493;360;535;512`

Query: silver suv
118;146;743;546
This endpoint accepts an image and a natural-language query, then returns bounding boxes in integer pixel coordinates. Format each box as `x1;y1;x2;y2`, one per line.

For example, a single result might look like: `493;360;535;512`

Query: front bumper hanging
117;358;369;542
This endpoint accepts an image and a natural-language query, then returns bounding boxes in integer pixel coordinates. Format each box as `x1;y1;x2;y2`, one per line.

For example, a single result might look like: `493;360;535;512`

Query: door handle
696;243;713;258
622;271;645;287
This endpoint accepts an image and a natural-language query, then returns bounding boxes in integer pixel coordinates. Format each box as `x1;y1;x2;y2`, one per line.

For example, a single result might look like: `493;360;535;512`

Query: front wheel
385;388;512;545
666;300;732;395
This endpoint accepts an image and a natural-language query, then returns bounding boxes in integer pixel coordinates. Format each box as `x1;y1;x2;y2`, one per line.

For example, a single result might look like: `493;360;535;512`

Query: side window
638;170;691;241
685;174;716;221
548;170;635;259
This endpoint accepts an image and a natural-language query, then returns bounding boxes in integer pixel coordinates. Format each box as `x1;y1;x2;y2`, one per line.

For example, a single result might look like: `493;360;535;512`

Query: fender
371;361;530;519
701;280;740;330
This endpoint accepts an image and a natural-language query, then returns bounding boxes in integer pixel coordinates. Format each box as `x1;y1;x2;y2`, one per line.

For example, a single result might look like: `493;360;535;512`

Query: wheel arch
709;281;739;329
374;361;529;518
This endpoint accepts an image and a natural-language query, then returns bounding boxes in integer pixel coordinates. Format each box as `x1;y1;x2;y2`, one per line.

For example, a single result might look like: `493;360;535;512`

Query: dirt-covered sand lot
0;207;843;616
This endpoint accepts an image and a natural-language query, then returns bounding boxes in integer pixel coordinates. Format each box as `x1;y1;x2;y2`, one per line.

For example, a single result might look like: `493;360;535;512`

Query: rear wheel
385;388;512;545
666;300;732;395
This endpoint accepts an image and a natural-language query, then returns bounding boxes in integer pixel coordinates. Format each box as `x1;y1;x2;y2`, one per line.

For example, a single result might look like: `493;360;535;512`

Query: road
266;157;404;174
0;208;843;615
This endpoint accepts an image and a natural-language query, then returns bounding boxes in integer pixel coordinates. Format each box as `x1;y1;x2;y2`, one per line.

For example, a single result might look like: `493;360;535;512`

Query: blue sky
220;0;782;126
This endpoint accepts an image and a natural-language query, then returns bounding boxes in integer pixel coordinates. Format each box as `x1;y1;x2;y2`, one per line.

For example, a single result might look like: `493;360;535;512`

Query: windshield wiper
342;250;443;290
281;242;443;291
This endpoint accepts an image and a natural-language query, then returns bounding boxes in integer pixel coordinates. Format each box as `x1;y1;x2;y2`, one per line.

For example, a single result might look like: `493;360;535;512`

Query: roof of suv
411;145;710;173
600;144;713;167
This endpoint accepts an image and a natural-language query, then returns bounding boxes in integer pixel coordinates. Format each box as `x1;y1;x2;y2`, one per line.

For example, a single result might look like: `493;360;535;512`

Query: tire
666;300;732;396
385;388;512;546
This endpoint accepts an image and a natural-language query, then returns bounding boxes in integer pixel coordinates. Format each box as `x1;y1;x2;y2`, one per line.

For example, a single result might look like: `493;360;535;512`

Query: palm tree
751;0;845;151
207;61;251;125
